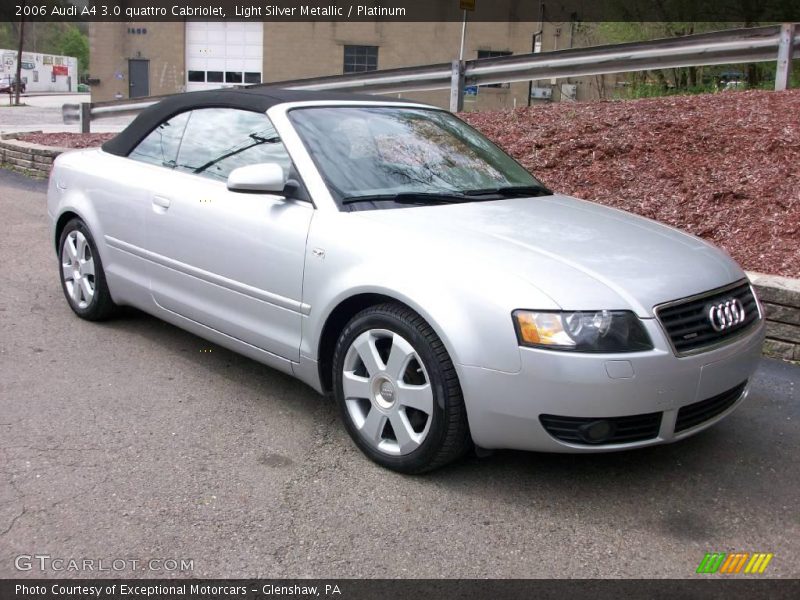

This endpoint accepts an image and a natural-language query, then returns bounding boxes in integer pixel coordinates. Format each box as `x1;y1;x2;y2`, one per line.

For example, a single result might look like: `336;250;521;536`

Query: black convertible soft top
101;87;416;157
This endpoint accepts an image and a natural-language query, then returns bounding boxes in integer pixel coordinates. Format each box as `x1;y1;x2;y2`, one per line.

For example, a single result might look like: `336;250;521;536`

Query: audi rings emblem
708;298;746;332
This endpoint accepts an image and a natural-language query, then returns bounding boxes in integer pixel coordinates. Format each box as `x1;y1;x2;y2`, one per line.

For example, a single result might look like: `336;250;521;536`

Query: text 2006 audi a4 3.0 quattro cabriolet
48;88;765;473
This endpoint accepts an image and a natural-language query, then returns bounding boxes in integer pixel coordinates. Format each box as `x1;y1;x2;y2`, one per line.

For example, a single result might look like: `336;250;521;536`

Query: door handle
152;196;171;209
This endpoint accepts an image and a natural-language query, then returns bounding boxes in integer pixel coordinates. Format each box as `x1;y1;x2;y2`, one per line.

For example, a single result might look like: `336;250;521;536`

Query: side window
175;108;292;183
128;111;191;168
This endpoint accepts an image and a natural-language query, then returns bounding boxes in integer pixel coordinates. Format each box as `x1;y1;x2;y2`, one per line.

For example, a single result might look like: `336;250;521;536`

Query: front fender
301;214;559;374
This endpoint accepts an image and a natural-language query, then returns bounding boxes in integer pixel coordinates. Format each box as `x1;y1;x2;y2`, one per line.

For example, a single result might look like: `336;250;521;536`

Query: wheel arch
317;292;409;393
315;291;467;394
51;187;109;264
310;271;528;392
54;210;82;252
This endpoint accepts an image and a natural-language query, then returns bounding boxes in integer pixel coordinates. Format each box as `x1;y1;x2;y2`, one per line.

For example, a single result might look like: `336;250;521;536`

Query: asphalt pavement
0;167;797;578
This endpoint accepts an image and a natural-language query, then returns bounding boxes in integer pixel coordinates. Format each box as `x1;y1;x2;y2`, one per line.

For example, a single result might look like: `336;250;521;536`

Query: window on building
343;45;378;73
188;71;205;83
225;71;243;84
128;112;191;169
244;72;261;84
477;50;512;88
175;108;293;182
207;71;223;83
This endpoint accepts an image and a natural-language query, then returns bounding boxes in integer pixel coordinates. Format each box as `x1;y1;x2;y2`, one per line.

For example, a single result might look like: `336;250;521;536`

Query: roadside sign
460;0;476;11
464;85;478;97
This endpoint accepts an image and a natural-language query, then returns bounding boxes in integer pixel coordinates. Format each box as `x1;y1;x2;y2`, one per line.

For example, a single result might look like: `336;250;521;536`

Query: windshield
288;106;548;209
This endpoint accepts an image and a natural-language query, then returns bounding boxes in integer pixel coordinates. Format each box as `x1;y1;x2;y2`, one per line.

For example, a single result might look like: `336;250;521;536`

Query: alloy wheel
342;329;434;456
61;230;96;310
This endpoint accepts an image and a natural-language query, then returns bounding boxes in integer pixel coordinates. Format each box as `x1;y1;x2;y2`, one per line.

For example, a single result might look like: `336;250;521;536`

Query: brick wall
89;22;185;102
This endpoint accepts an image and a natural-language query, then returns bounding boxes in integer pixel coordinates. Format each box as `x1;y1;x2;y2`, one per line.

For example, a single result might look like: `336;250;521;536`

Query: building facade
89;21;607;108
0;49;78;93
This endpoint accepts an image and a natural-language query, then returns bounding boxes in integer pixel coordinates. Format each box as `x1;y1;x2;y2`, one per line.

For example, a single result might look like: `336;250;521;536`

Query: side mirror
227;163;287;193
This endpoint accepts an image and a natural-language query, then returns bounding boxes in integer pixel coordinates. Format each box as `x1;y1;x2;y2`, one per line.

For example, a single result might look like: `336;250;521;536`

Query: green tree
595;22;733;91
581;19;788;96
0;21;20;50
57;25;88;73
588;0;800;93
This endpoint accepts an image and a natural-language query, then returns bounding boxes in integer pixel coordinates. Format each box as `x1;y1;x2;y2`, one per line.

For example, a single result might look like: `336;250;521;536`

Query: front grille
675;381;747;433
655;280;759;355
540;411;662;445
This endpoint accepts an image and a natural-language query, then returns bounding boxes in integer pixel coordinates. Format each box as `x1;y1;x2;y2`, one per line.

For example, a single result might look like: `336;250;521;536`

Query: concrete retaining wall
0;139;797;362
0;136;68;179
748;272;800;362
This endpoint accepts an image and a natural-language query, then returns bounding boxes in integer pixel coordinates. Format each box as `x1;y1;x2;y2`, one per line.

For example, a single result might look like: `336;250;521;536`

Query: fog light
577;420;615;443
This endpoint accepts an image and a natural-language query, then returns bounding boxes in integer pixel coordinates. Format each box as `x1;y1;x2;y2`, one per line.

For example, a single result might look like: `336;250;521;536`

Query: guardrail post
449;60;465;112
775;23;794;91
79;102;91;133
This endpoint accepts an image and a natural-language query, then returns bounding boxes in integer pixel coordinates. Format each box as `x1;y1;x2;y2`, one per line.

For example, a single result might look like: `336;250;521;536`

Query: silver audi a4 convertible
48;88;765;472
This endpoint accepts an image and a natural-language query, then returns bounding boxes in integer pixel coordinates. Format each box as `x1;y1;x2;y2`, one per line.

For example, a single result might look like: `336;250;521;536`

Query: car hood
353;194;745;317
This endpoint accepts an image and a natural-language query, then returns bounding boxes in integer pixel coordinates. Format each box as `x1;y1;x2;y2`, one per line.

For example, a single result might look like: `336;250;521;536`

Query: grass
0;164;46;179
614;74;800;100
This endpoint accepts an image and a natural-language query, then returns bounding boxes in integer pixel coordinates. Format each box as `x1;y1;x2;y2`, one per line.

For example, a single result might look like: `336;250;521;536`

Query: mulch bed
15;132;115;149
463;89;800;279
15;89;799;277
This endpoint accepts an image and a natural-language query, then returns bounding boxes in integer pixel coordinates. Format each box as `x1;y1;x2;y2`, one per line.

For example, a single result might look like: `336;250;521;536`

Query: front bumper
457;318;765;452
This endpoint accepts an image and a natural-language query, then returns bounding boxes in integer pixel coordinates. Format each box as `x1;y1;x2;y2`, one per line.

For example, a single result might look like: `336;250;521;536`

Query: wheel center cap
374;378;396;409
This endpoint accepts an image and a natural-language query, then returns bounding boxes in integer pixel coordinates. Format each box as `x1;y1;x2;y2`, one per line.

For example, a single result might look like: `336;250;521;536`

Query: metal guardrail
64;24;798;132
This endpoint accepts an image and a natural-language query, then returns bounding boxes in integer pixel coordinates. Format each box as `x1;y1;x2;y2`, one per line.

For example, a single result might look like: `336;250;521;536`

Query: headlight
512;309;653;353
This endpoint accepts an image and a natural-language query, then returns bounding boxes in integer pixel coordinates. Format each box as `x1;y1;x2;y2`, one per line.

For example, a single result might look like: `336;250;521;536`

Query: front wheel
332;303;471;473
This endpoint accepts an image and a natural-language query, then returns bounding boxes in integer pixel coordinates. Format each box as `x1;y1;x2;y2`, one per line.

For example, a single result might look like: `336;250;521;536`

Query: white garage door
185;22;263;92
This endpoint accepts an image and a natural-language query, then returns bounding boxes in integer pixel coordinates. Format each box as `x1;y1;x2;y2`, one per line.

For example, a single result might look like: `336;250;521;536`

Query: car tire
332;302;471;473
58;219;118;321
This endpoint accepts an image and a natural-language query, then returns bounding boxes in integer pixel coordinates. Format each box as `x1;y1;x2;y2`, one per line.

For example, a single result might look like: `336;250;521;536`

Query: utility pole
14;11;25;106
452;0;475;113
459;10;467;60
458;1;473;61
527;1;546;107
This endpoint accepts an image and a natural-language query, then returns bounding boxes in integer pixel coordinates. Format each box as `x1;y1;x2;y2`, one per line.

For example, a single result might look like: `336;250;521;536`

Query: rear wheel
58;219;117;321
332;303;471;473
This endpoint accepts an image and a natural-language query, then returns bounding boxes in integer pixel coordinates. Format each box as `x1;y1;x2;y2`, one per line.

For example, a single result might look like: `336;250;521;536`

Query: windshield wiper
341;192;471;205
462;185;553;197
190;134;280;175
